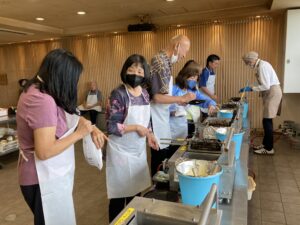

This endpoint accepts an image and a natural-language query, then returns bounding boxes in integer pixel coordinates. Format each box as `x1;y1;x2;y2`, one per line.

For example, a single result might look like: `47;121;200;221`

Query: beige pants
261;85;282;118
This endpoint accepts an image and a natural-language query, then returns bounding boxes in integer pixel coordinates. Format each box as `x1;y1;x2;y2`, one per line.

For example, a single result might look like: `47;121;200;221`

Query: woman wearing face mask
170;60;217;139
106;54;159;222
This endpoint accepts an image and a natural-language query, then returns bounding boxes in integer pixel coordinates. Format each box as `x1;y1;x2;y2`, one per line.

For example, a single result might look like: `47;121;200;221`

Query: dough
6;136;13;142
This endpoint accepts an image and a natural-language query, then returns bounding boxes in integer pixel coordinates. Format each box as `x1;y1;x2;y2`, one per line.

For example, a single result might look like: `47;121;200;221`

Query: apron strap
19;149;34;162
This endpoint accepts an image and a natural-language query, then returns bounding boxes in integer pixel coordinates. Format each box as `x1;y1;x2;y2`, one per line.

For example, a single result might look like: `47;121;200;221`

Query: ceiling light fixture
113;32;118;34
176;24;181;27
166;0;175;2
77;11;86;15
36;17;44;21
255;15;261;18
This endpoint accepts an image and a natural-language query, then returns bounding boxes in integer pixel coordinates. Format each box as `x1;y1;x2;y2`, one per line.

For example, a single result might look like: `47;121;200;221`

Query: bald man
241;51;282;155
149;35;195;176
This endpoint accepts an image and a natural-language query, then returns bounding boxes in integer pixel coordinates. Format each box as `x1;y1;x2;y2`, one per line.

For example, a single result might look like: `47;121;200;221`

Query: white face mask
170;44;180;64
170;54;178;64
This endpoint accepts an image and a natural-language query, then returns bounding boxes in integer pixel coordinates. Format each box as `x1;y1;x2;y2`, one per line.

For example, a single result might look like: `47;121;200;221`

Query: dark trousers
263;118;273;151
80;110;98;125
151;145;178;177
109;193;140;222
20;184;45;225
201;112;208;122
187;120;195;138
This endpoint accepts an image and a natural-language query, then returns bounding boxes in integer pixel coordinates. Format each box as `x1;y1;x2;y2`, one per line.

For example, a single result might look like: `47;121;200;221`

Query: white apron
78;92;101;112
106;87;151;199
170;114;188;140
201;68;215;113
35;113;79;225
150;77;173;149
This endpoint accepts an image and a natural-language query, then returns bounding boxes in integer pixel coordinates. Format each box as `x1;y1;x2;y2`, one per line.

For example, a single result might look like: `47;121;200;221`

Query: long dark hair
24;49;83;114
175;60;201;90
120;54;150;87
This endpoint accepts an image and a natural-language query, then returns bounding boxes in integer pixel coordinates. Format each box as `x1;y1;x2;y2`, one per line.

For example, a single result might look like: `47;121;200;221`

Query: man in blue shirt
199;54;220;121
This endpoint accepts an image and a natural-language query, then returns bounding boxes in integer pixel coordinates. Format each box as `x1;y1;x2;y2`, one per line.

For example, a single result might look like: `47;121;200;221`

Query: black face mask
125;74;145;88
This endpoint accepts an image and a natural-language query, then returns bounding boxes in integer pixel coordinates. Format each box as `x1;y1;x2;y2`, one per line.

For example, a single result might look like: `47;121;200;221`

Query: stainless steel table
219;121;250;225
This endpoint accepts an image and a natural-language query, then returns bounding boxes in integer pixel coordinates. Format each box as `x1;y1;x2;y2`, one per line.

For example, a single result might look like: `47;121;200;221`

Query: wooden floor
0;141;109;225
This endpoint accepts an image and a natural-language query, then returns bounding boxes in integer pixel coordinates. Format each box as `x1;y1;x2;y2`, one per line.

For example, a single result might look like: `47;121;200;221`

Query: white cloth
174;105;187;117
151;77;173;149
186;105;201;124
106;87;151;199
35;113;79;225
253;59;280;92
201;69;215;113
83;134;103;170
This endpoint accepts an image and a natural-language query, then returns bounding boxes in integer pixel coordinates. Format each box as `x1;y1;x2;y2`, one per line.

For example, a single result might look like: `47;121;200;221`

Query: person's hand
239;86;253;93
180;92;196;104
208;105;217;115
91;126;108;149
76;117;94;138
147;133;159;150
212;95;218;101
136;125;149;137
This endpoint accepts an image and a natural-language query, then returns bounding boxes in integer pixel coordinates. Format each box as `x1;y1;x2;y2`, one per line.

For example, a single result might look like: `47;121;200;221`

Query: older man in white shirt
240;51;282;155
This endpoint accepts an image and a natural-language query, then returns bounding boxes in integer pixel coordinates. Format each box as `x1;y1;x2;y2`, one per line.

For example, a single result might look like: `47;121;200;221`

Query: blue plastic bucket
242;119;248;129
216;131;245;160
243;102;248;119
176;160;222;206
218;110;234;119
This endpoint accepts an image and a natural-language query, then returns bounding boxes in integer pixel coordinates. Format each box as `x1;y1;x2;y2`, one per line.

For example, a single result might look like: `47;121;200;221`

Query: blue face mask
187;80;197;89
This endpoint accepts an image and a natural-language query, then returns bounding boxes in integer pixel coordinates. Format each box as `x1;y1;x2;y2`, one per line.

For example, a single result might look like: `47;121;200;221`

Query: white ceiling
0;0;299;44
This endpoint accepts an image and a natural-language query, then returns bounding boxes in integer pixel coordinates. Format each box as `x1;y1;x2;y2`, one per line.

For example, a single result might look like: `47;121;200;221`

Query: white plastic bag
82;134;103;170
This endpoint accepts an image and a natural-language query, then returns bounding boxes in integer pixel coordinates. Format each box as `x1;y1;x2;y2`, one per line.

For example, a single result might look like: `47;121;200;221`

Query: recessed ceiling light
77;11;86;15
166;0;174;2
176;24;181;27
113;32;118;34
255;15;261;18
36;17;44;21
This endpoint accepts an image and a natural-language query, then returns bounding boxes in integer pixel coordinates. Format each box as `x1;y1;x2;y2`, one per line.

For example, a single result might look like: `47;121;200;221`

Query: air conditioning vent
0;28;33;36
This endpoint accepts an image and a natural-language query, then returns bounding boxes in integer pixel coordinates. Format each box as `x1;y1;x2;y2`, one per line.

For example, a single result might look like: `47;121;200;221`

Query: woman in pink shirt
17;49;107;225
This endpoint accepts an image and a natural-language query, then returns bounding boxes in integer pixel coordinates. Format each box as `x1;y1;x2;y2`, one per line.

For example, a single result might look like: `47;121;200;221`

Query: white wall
283;9;300;93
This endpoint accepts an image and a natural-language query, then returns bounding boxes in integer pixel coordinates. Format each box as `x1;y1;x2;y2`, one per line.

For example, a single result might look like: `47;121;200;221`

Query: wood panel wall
0;13;285;128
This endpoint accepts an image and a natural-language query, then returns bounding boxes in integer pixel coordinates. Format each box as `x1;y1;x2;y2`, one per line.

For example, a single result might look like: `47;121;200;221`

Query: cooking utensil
188;99;206;105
